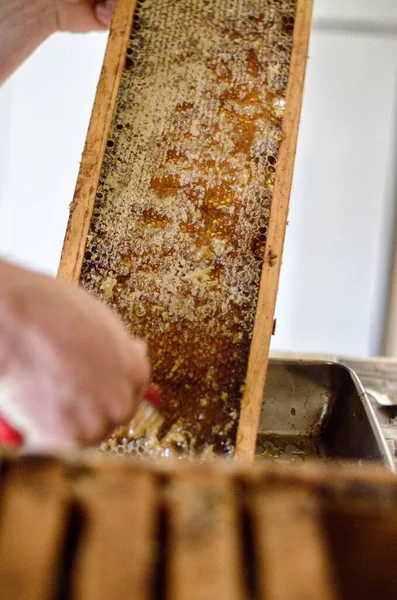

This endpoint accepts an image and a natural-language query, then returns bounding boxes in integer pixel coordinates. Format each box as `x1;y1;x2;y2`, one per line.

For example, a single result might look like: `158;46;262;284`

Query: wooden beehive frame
58;0;313;460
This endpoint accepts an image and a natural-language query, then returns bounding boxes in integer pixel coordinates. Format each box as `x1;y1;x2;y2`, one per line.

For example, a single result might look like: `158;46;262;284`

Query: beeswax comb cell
59;0;313;458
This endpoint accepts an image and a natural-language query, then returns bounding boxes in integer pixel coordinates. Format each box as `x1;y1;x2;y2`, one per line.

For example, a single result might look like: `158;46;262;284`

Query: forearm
0;0;56;85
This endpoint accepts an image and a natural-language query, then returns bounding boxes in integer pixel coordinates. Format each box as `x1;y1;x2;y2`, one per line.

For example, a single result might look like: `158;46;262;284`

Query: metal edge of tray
343;363;396;473
268;357;396;472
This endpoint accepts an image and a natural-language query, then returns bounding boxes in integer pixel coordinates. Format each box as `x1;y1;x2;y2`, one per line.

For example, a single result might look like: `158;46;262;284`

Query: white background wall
272;0;397;356
1;0;397;357
0;33;107;274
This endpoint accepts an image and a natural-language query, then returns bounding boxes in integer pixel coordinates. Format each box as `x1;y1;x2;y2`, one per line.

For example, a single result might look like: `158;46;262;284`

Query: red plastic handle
0;415;23;447
143;386;162;409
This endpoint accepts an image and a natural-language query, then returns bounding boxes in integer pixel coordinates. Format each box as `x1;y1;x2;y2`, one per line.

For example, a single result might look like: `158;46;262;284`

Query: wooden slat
166;473;246;600
235;0;314;460
71;468;157;600
58;0;137;281
325;503;397;600
250;484;337;600
0;461;67;600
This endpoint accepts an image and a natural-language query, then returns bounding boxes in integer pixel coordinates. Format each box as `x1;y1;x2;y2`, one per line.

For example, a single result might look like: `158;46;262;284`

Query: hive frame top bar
58;0;313;460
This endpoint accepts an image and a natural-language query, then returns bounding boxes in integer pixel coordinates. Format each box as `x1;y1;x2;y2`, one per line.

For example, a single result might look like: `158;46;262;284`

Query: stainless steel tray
256;359;395;470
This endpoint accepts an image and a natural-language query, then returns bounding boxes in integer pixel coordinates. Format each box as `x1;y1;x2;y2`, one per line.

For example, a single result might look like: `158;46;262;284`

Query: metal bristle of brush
129;386;164;438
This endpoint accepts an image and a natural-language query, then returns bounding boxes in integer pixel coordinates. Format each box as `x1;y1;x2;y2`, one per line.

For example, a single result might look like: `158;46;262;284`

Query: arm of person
0;259;150;451
0;0;114;84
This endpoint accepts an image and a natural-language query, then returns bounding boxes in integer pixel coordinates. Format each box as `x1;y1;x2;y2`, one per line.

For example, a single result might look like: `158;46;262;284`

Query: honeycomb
81;0;296;456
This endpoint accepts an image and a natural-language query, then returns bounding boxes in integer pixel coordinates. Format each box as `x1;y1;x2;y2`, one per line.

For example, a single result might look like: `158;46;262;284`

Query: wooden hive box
1;454;397;599
58;0;313;459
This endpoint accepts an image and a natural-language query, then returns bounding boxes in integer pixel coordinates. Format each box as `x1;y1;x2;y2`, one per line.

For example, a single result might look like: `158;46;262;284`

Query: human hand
54;0;115;33
0;260;150;452
0;0;115;84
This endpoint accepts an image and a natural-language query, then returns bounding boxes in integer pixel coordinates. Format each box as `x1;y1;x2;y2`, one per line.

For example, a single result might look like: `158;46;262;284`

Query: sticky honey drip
81;0;296;456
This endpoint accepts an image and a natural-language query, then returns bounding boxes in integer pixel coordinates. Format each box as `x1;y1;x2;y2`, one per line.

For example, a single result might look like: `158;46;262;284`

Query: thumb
95;0;115;29
130;339;151;385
